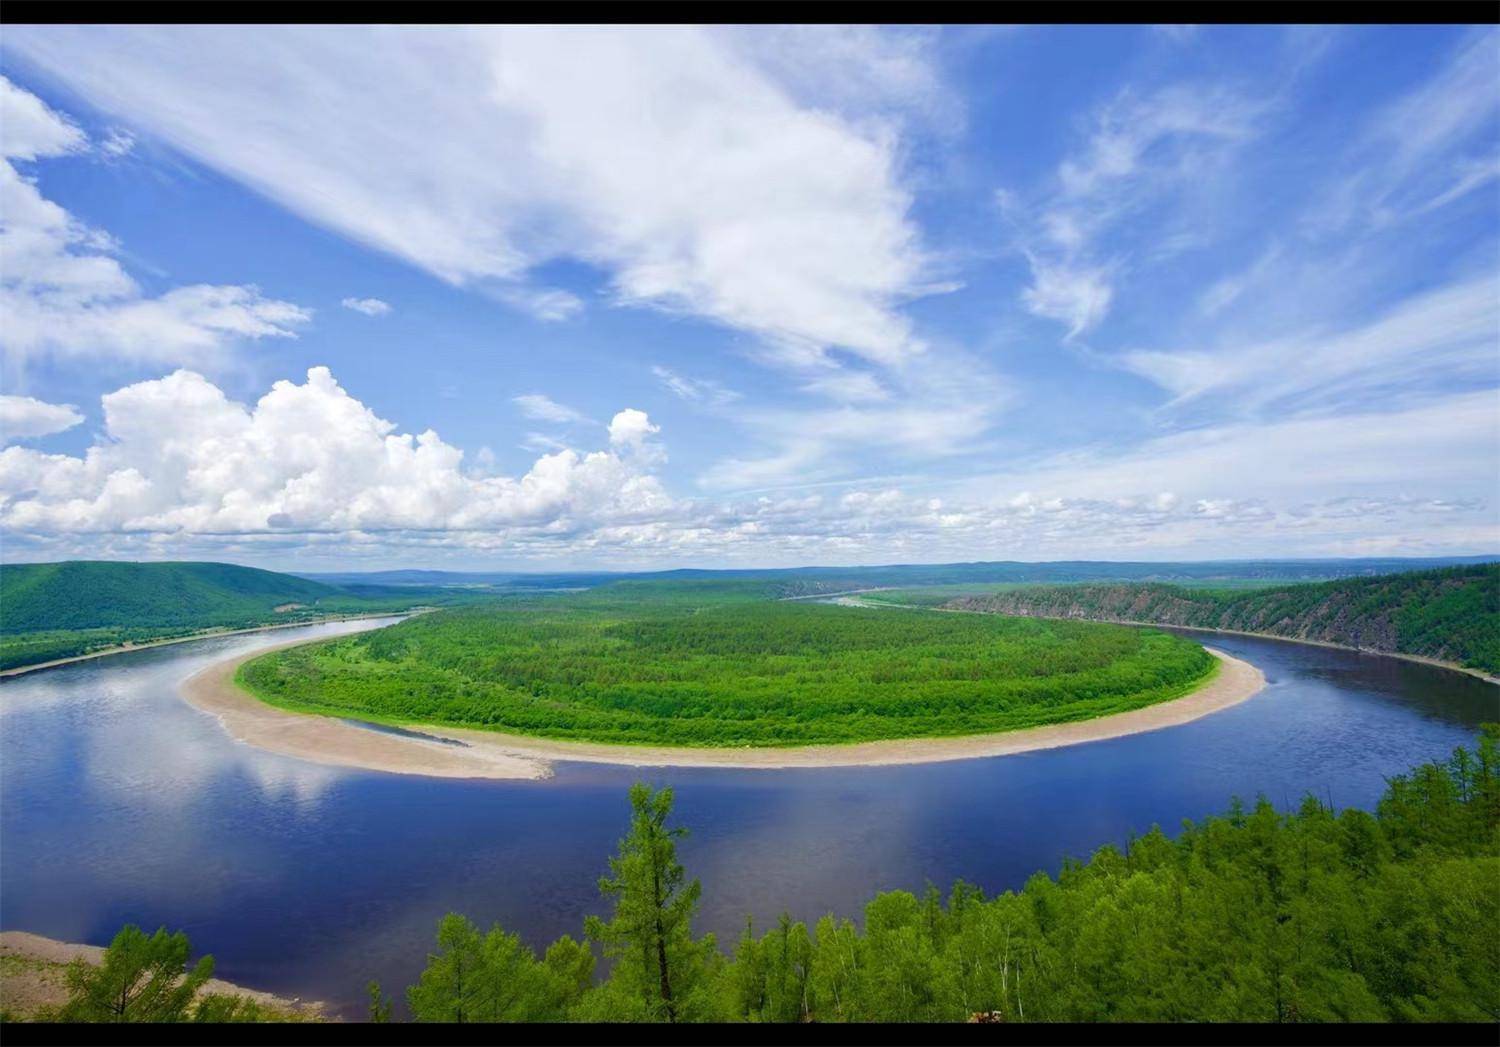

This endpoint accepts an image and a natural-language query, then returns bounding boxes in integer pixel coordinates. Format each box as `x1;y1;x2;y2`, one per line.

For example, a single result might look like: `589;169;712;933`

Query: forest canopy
237;588;1217;747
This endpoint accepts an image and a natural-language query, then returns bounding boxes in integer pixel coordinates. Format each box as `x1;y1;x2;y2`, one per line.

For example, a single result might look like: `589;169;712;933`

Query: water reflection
1;620;1494;1018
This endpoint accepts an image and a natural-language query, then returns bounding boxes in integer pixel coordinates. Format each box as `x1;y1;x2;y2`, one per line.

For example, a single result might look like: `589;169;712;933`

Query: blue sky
0;24;1495;571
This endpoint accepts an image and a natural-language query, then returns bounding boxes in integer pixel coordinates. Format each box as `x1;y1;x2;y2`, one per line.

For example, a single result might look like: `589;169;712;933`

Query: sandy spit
0;930;330;1020
179;635;551;781
180;640;1265;781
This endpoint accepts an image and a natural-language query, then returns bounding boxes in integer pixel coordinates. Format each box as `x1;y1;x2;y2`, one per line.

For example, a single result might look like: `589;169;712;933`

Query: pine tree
583;782;715;1021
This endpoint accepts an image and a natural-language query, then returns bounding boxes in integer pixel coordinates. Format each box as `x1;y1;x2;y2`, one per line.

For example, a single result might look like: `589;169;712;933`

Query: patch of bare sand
0;931;328;1020
181;640;1264;780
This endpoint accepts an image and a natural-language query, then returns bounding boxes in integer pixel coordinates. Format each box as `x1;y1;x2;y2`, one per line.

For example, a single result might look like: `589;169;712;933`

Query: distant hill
303;556;1500;593
0;561;488;671
0;561;345;634
945;564;1500;676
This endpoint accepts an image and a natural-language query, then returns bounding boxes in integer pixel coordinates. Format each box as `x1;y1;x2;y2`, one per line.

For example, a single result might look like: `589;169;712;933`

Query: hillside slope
0;561;485;671
945;564;1500;675
0;561;345;633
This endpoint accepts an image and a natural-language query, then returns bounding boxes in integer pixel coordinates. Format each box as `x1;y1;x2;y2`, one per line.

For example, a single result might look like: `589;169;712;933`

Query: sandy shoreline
0;931;328;1020
180;637;1266;781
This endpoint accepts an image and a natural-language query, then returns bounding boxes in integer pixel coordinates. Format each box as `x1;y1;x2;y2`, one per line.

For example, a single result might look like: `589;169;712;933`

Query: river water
2;618;1495;1018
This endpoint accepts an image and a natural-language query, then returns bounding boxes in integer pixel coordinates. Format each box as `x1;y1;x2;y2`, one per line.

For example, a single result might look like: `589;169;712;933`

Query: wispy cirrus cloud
512;393;589;426
3;26;938;367
652;365;740;407
1002;81;1265;339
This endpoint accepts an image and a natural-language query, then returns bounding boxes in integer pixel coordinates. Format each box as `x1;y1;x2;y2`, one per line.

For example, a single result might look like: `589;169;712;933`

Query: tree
367;980;393;1023
583;782;717;1021
407;913;569;1022
59;925;213;1023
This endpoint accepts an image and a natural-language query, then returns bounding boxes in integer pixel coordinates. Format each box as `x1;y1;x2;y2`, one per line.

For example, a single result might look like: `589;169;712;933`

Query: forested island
7;732;1496;1024
236;584;1216;747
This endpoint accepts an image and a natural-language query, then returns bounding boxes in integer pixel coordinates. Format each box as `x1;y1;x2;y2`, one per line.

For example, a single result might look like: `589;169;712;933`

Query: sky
0;24;1496;572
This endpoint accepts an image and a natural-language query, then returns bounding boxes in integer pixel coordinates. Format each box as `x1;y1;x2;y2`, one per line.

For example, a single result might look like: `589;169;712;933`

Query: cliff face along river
2;618;1495;1018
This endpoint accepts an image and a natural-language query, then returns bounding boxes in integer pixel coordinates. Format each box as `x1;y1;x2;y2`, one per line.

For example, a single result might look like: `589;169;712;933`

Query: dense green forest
238;590;1215;747
932;564;1500;676
0;561;488;671
391;731;1499;1023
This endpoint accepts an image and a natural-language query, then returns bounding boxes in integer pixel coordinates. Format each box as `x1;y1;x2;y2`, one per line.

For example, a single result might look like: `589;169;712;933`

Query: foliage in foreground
403;729;1500;1023
8;925;310;1023
239;597;1215;746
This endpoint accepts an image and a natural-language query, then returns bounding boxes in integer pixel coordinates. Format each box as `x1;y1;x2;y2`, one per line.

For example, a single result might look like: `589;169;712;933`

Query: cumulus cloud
0;393;83;440
0;374;1489;565
340;296;391;316
608;408;660;451
0;367;668;536
0;77;310;369
4;26;937;365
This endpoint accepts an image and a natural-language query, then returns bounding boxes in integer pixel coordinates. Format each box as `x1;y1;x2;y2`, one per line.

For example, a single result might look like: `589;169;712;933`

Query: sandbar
180;637;1266;781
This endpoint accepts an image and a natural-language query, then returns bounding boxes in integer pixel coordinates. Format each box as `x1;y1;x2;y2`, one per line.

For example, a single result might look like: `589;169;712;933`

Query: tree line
238;597;1216;746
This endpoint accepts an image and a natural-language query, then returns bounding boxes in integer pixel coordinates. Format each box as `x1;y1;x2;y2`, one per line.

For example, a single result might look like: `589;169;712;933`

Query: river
1;617;1494;1018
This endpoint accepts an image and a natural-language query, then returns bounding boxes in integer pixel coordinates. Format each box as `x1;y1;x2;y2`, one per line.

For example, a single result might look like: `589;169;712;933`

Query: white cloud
0;393;83;440
0;378;1489;566
0;75;85;160
4;26;937;365
491;284;584;323
512;393;587;425
98;128;135;160
1020;261;1114;339
607;408;660;451
652;365;740;407
0;78;310;369
340;296;391;316
1004;82;1262;338
1324;28;1500;229
0;366;669;535
1123;275;1500;416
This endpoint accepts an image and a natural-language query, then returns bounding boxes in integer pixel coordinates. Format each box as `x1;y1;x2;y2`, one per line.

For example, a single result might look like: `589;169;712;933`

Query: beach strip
180;640;1266;781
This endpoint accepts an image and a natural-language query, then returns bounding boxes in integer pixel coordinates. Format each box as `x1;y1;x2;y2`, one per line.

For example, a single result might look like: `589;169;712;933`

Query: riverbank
181;636;1264;780
0;931;328;1021
906;600;1500;685
0;612;422;680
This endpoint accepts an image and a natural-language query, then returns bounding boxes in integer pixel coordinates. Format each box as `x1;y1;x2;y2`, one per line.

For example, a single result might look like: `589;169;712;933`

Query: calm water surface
2;618;1495;1017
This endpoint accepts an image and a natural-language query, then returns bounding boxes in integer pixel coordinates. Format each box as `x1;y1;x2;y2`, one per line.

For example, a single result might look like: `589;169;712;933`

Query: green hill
942;564;1500;675
0;560;483;671
0;560;345;634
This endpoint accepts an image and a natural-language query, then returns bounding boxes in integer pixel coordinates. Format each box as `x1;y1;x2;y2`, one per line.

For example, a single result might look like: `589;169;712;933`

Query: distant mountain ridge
301;556;1500;592
945;564;1500;676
